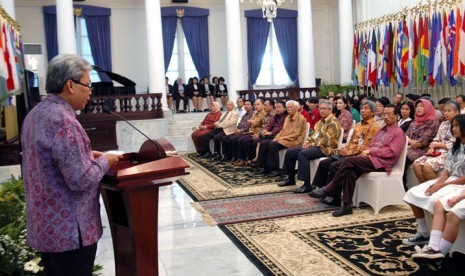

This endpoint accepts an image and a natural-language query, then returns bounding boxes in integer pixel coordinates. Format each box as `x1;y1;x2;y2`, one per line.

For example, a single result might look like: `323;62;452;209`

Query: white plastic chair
309;128;344;182
278;122;309;169
352;137;408;214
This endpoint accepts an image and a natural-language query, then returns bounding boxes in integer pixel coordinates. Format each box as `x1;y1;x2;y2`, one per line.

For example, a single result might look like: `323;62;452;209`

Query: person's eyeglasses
383;112;395;116
71;79;93;91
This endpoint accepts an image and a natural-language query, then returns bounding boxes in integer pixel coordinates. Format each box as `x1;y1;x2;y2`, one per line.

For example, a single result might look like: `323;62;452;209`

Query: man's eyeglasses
71;79;93;91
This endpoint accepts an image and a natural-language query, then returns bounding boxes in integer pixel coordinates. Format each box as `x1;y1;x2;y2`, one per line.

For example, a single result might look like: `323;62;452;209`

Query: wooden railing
75;93;163;151
77;93;163;123
237;87;319;101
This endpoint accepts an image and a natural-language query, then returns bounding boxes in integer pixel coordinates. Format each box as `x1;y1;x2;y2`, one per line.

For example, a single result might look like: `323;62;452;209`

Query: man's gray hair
319;99;333;110
285;100;299;107
361;100;376;113
45;54;92;94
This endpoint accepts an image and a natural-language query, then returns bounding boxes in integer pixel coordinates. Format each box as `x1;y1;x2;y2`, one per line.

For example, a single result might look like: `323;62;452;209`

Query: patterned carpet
220;206;442;276
192;192;337;226
179;153;299;201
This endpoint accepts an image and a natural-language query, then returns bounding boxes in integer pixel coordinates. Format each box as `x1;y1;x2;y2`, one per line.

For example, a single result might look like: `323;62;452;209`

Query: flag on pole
448;10;457;86
432;12;443;86
395;21;404;87
459;7;465;75
368;29;377;86
453;7;461;78
402;18;410;86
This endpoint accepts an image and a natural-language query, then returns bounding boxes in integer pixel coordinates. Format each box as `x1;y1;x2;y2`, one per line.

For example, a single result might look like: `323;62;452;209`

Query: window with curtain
256;23;290;87
166;21;199;83
75;17;100;82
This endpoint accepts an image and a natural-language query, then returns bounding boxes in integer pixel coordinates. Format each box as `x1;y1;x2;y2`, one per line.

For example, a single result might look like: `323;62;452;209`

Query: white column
224;0;245;102
144;0;167;109
0;0;15;19
297;0;316;87
56;0;76;54
339;0;353;85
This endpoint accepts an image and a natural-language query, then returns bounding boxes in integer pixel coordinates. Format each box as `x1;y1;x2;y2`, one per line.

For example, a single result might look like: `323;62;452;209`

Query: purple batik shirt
368;123;406;174
21;94;109;252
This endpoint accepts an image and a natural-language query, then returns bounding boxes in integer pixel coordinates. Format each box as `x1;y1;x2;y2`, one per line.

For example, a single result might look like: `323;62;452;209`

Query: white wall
15;0;341;89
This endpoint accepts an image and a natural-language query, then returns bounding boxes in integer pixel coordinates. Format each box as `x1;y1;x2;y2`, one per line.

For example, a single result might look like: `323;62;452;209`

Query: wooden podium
100;140;189;276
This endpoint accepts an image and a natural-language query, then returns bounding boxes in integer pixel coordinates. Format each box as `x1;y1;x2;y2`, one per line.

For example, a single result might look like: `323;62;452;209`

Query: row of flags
353;3;465;88
0;16;23;106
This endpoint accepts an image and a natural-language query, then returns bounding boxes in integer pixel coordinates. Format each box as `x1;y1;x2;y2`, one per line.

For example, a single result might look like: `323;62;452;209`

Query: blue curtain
43;7;58;62
83;6;112;82
181;16;209;79
245;13;270;88
43;5;112;82
161;7;210;78
274;16;298;85
162;17;177;72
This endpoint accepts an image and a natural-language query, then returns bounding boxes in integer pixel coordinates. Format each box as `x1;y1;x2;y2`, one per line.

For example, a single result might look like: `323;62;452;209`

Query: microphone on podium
102;106;163;160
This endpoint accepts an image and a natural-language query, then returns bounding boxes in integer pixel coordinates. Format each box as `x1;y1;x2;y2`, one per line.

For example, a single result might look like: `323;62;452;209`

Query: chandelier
241;0;288;22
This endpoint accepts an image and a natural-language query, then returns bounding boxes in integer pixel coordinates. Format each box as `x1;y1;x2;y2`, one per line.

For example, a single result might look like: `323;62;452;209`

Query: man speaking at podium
21;54;122;276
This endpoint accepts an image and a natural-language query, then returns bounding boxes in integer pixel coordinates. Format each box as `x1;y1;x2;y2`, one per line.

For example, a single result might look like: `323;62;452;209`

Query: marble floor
0;165;262;276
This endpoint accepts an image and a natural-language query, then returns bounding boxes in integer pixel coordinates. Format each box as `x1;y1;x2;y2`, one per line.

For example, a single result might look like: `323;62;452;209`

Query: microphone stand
103;107;163;160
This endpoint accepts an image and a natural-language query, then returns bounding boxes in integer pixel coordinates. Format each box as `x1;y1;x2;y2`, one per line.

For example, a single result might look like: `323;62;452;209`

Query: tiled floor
0;165;261;276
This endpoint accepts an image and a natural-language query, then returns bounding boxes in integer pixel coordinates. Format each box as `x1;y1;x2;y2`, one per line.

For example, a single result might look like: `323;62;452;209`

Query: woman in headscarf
403;98;440;187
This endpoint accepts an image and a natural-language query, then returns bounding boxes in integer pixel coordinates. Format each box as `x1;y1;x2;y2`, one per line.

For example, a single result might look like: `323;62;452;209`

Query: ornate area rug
220;206;438;276
179;154;298;201
192;192;337;226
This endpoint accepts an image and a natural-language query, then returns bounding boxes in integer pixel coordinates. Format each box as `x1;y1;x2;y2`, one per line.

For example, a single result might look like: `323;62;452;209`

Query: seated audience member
233;98;266;166
256;101;306;176
398;102;415;132
334;96;354;143
252;101;289;175
374;97;390;127
328;91;335;97
296;98;310;123
403;114;465;246
211;76;219;98
348;97;361;123
404;99;440;187
235;97;246;118
200;77;214;112
311;101;380;206
438;97;451;123
394;92;404;107
413;101;460;183
310;104;406;217
281;100;341;192
358;94;367;103
191;102;221;156
455;95;465;114
199;101;239;159
173;77;188;113
328;96;335;105
216;77;228;110
221;100;254;161
166;77;173;110
412;187;465;264
306;97;321;133
406;93;421;103
422;96;443;121
188;77;202;112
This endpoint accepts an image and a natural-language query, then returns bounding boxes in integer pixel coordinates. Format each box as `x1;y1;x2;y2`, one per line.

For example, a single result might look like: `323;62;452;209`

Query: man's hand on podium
103;152;124;168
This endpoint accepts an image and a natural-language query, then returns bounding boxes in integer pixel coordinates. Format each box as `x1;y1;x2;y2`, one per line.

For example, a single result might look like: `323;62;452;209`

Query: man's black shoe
320;197;341;207
278;178;296;187
309;188;326;198
212;154;222;160
228;157;236;162
266;170;280;177
255;168;266;174
293;183;312;193
201;152;212;158
220;155;231;161
332;205;353;217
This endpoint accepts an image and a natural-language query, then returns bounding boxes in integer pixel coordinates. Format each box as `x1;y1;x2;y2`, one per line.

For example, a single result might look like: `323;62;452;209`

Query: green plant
0;176;104;275
318;83;356;97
